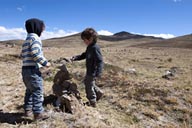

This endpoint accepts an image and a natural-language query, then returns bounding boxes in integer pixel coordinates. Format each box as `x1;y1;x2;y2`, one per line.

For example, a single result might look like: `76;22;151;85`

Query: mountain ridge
131;34;192;49
1;31;192;49
99;31;163;42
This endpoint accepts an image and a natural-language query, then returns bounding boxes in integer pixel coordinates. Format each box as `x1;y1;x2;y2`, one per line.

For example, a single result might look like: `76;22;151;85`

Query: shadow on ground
0;95;61;125
0;111;33;125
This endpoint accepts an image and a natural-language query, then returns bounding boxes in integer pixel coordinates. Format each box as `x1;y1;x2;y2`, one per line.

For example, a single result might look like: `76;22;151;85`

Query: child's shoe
24;110;33;117
84;101;97;108
34;112;49;121
96;91;104;101
90;101;97;107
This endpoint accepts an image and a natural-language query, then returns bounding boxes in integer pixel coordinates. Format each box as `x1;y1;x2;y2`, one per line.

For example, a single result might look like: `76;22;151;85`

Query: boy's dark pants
22;68;44;114
84;75;102;103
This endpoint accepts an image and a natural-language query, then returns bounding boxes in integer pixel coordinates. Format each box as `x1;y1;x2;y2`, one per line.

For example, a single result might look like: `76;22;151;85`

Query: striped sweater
21;33;48;68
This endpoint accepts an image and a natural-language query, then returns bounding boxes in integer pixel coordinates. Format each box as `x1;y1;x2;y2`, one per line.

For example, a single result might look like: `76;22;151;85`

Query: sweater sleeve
30;41;48;66
73;52;86;61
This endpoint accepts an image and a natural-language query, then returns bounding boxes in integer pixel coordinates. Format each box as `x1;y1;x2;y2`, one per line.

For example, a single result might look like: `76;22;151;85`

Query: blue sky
0;0;191;41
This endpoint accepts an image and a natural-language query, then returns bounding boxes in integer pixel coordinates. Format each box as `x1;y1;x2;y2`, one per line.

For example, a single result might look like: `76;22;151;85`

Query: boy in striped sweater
21;18;51;121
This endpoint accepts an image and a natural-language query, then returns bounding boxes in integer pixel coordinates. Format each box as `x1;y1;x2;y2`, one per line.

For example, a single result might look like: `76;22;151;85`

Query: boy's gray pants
84;75;102;103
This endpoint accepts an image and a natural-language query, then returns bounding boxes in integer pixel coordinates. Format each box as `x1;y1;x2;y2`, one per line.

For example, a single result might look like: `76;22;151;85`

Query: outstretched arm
72;52;86;61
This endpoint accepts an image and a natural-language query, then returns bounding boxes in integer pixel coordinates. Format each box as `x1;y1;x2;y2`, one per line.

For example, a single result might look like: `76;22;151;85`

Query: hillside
0;40;23;47
43;31;164;48
99;31;163;42
0;32;192;127
43;33;83;48
0;44;192;128
1;32;192;50
131;34;192;49
0;31;163;48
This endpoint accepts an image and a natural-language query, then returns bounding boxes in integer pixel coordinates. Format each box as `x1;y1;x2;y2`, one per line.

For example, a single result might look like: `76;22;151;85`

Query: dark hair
25;18;45;37
81;28;98;42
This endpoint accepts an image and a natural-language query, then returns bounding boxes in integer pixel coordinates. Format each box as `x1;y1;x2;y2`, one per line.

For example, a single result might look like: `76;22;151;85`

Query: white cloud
97;30;113;36
173;0;182;2
0;26;26;41
132;32;175;39
0;26;79;41
17;7;23;12
41;29;78;39
143;33;175;39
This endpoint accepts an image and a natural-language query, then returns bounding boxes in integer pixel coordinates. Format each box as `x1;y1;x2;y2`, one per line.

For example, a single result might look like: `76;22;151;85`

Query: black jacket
74;42;103;77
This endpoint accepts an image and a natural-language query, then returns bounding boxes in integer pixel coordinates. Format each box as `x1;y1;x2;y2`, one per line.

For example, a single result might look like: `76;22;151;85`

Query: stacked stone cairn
52;64;82;114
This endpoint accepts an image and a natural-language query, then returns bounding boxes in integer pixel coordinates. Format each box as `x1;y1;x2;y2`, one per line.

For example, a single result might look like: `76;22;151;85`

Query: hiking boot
90;101;97;108
96;91;104;101
54;107;62;112
84;101;97;108
34;112;49;121
24;110;33;117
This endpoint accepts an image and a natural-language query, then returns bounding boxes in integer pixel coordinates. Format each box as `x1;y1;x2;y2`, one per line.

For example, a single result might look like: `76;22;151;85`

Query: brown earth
0;34;191;128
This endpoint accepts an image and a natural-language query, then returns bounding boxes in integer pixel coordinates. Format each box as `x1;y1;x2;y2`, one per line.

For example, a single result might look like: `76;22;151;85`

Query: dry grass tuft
0;41;192;127
142;109;161;120
163;96;179;105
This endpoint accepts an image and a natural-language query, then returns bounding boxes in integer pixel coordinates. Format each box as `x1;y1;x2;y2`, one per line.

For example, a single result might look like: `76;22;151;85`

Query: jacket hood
25;18;45;37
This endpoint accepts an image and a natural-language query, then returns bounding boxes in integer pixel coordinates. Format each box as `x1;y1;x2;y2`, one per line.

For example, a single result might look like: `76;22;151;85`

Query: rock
60;94;82;114
126;68;137;75
52;79;80;97
52;57;71;65
162;67;179;80
53;65;72;85
52;64;82;113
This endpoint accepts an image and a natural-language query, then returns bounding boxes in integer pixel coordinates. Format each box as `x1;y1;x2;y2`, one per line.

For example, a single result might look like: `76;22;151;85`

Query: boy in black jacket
71;28;104;107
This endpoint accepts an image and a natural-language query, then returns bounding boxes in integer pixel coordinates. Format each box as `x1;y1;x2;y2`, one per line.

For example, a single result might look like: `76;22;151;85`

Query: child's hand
70;56;76;62
46;62;51;67
40;64;52;78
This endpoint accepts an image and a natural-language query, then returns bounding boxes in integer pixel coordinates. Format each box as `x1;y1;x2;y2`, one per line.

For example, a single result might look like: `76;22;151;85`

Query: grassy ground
0;44;191;128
